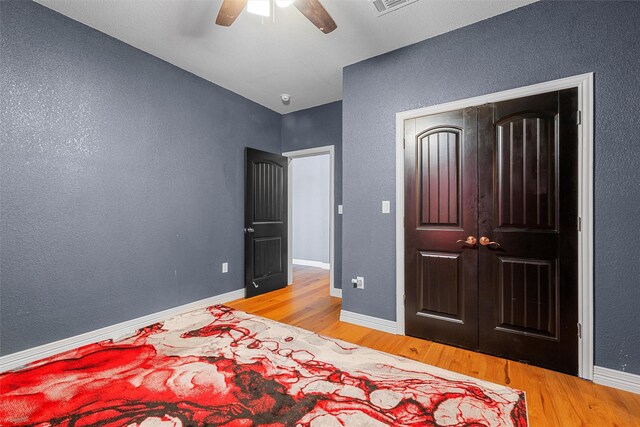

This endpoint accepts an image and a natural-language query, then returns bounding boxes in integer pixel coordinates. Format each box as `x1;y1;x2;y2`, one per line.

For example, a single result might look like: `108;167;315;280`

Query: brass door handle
479;236;501;248
456;236;477;246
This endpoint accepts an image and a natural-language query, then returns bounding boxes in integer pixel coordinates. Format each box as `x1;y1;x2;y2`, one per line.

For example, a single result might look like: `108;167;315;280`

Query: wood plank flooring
228;266;640;426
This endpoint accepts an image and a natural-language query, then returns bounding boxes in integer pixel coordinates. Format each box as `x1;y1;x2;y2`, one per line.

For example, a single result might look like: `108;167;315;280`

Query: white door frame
283;145;338;297
395;73;594;379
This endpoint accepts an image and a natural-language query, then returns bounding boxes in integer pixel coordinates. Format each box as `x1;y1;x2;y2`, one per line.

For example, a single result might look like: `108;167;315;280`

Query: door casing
283;145;338;297
395;73;594;379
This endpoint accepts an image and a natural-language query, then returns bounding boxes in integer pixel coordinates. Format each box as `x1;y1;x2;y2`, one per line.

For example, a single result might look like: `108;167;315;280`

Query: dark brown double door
404;89;579;375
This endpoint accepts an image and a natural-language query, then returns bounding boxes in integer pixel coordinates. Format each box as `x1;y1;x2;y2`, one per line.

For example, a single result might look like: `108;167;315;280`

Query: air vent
371;0;420;16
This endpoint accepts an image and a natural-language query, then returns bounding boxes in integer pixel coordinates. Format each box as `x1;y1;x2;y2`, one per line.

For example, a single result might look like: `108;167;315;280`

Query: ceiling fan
216;0;337;34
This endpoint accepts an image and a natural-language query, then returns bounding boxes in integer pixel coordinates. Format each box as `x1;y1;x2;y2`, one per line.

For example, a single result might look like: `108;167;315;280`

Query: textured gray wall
292;155;330;263
342;1;640;373
282;101;343;289
0;0;281;355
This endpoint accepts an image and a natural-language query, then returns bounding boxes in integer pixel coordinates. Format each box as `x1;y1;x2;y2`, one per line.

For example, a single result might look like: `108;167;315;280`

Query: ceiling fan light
247;0;270;17
275;0;294;7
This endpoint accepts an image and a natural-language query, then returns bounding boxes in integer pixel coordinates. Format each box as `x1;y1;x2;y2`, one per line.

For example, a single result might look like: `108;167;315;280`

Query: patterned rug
0;305;527;426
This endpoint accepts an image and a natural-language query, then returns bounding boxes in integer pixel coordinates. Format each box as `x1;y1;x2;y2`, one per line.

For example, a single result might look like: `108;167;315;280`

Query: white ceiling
35;0;536;113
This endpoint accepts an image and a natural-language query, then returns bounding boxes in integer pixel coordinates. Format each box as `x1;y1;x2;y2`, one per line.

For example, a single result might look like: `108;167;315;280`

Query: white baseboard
293;259;330;270
330;287;342;298
593;366;640;394
340;310;398;334
0;288;245;373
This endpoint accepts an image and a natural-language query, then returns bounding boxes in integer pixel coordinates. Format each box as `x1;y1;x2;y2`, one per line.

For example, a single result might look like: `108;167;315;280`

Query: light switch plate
382;200;390;213
222;262;228;273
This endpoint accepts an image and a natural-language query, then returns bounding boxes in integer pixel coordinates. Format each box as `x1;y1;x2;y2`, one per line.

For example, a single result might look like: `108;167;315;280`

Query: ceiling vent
371;0;421;17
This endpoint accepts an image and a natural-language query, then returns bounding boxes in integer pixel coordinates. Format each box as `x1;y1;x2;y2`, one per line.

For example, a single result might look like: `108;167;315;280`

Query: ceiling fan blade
216;0;248;26
293;0;337;34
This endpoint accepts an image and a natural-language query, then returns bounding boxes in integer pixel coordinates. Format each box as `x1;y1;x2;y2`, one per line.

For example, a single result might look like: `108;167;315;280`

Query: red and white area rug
0;305;527;426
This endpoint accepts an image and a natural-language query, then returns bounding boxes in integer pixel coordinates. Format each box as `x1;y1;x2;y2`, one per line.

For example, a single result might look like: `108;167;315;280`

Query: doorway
283;146;338;297
396;74;594;378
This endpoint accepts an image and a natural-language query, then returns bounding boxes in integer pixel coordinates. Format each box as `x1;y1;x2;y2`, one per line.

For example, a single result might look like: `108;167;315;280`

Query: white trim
330;287;343;298
396;101;406;337
577;74;595;380
395;73;595;379
292;258;330;270
286;152;295;285
283;146;337;296
340;310;398;334
0;288;245;373
593;366;640;395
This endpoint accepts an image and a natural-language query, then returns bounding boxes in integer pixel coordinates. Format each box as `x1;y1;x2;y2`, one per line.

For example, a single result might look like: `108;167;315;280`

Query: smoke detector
371;0;420;16
280;94;291;105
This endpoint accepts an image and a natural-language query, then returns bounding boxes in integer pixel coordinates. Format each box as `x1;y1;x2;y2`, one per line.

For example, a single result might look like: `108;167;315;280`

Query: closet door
404;108;479;349
477;89;579;374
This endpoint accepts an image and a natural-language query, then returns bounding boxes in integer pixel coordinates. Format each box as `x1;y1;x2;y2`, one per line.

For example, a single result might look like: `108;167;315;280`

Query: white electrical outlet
222;262;228;273
382;200;390;213
352;276;364;289
338;204;343;214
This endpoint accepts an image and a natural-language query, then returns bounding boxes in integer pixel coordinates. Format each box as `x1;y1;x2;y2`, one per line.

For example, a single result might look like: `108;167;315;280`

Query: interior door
245;148;288;298
477;89;579;374
404;108;479;349
404;89;580;375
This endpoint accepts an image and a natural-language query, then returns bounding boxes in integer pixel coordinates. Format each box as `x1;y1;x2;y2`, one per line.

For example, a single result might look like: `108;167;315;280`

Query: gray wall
292;155;330;263
282;101;343;288
0;0;281;355
342;1;640;374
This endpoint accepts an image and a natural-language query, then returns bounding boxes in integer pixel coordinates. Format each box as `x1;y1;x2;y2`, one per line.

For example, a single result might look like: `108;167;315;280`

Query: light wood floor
228;266;640;426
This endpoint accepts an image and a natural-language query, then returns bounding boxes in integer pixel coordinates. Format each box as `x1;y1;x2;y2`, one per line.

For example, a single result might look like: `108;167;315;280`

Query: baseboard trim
593;366;640;394
330;287;343;298
340;310;398;334
0;288;245;373
293;259;330;270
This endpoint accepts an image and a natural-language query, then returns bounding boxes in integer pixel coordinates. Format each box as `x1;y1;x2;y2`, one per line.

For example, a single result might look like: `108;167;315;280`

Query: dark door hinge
577;216;582;232
403;138;406;149
576;110;582;125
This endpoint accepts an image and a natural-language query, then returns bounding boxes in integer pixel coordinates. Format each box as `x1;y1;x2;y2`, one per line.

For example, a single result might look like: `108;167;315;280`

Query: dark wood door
404;89;579;374
404;108;479;349
477;89;579;374
245;148;288;298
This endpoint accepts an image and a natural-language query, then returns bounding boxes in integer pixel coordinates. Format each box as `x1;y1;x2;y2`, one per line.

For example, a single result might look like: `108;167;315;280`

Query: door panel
420;129;460;225
405;108;479;349
253;161;284;222
496;257;558;338
478;89;579;375
245;148;288;298
417;251;462;318
253;237;282;278
495;114;556;229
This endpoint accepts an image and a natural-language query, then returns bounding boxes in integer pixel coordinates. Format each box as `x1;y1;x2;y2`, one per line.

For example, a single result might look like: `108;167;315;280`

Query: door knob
456;236;477;246
244;227;255;234
479;236;501;248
